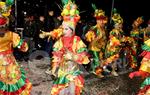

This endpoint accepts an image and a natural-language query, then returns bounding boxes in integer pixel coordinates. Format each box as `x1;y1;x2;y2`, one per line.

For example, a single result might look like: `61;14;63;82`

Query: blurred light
36;4;39;7
40;0;43;3
24;1;27;4
24;11;27;15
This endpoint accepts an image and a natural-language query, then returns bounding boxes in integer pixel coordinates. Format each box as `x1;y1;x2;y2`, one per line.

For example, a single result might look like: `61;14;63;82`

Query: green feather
61;0;69;5
61;0;76;5
91;3;97;10
113;8;117;13
6;0;14;6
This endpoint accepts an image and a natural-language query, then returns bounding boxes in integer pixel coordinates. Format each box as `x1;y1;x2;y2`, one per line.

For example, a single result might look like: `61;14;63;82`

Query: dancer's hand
39;31;46;38
39;30;51;39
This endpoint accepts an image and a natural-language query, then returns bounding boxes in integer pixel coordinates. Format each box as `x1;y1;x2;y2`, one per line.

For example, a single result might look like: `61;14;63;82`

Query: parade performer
104;9;124;76
0;0;32;94
40;0;90;94
120;36;137;69
85;6;108;77
130;17;144;67
129;39;150;95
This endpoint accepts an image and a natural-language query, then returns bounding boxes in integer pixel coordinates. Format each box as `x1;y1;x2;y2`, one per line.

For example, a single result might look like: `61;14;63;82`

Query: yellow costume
0;0;32;94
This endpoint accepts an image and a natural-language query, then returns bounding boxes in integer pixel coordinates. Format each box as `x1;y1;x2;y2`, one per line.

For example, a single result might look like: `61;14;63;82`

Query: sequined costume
85;9;108;76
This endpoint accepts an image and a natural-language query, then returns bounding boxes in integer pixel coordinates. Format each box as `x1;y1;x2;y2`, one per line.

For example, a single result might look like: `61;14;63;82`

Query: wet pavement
19;59;144;95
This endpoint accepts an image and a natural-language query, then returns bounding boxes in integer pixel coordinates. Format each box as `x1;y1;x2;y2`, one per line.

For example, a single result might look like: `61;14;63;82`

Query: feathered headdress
92;3;107;23
61;0;80;31
0;0;14;26
112;8;123;26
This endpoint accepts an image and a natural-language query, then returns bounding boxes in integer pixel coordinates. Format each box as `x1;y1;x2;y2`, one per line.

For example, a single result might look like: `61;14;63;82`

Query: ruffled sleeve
12;32;28;52
52;38;64;67
73;36;90;64
85;30;95;42
50;28;63;39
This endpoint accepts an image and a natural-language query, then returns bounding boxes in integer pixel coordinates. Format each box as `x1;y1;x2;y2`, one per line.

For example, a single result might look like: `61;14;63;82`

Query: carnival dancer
85;7;108;77
0;0;32;94
130;17;144;67
40;0;89;95
104;9;124;76
129;39;150;95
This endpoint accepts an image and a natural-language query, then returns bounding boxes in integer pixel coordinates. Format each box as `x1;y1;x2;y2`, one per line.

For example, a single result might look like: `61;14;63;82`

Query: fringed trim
0;79;32;95
0;68;32;95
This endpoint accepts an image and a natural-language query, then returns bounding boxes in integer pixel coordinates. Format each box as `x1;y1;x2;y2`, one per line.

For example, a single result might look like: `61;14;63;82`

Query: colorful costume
40;1;89;95
0;0;32;94
51;34;89;95
85;8;108;76
104;9;124;76
130;17;144;67
121;36;137;68
129;39;150;94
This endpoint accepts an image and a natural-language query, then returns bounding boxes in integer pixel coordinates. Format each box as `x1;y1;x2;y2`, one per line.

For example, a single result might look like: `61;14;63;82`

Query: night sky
16;0;149;30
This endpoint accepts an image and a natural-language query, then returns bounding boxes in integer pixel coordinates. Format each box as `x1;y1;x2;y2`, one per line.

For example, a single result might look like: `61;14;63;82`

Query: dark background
16;0;149;32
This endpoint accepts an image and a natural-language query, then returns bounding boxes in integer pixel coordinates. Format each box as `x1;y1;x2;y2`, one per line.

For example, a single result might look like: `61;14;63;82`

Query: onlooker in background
45;10;55;31
35;15;47;50
45;10;55;57
54;15;62;29
23;15;37;60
